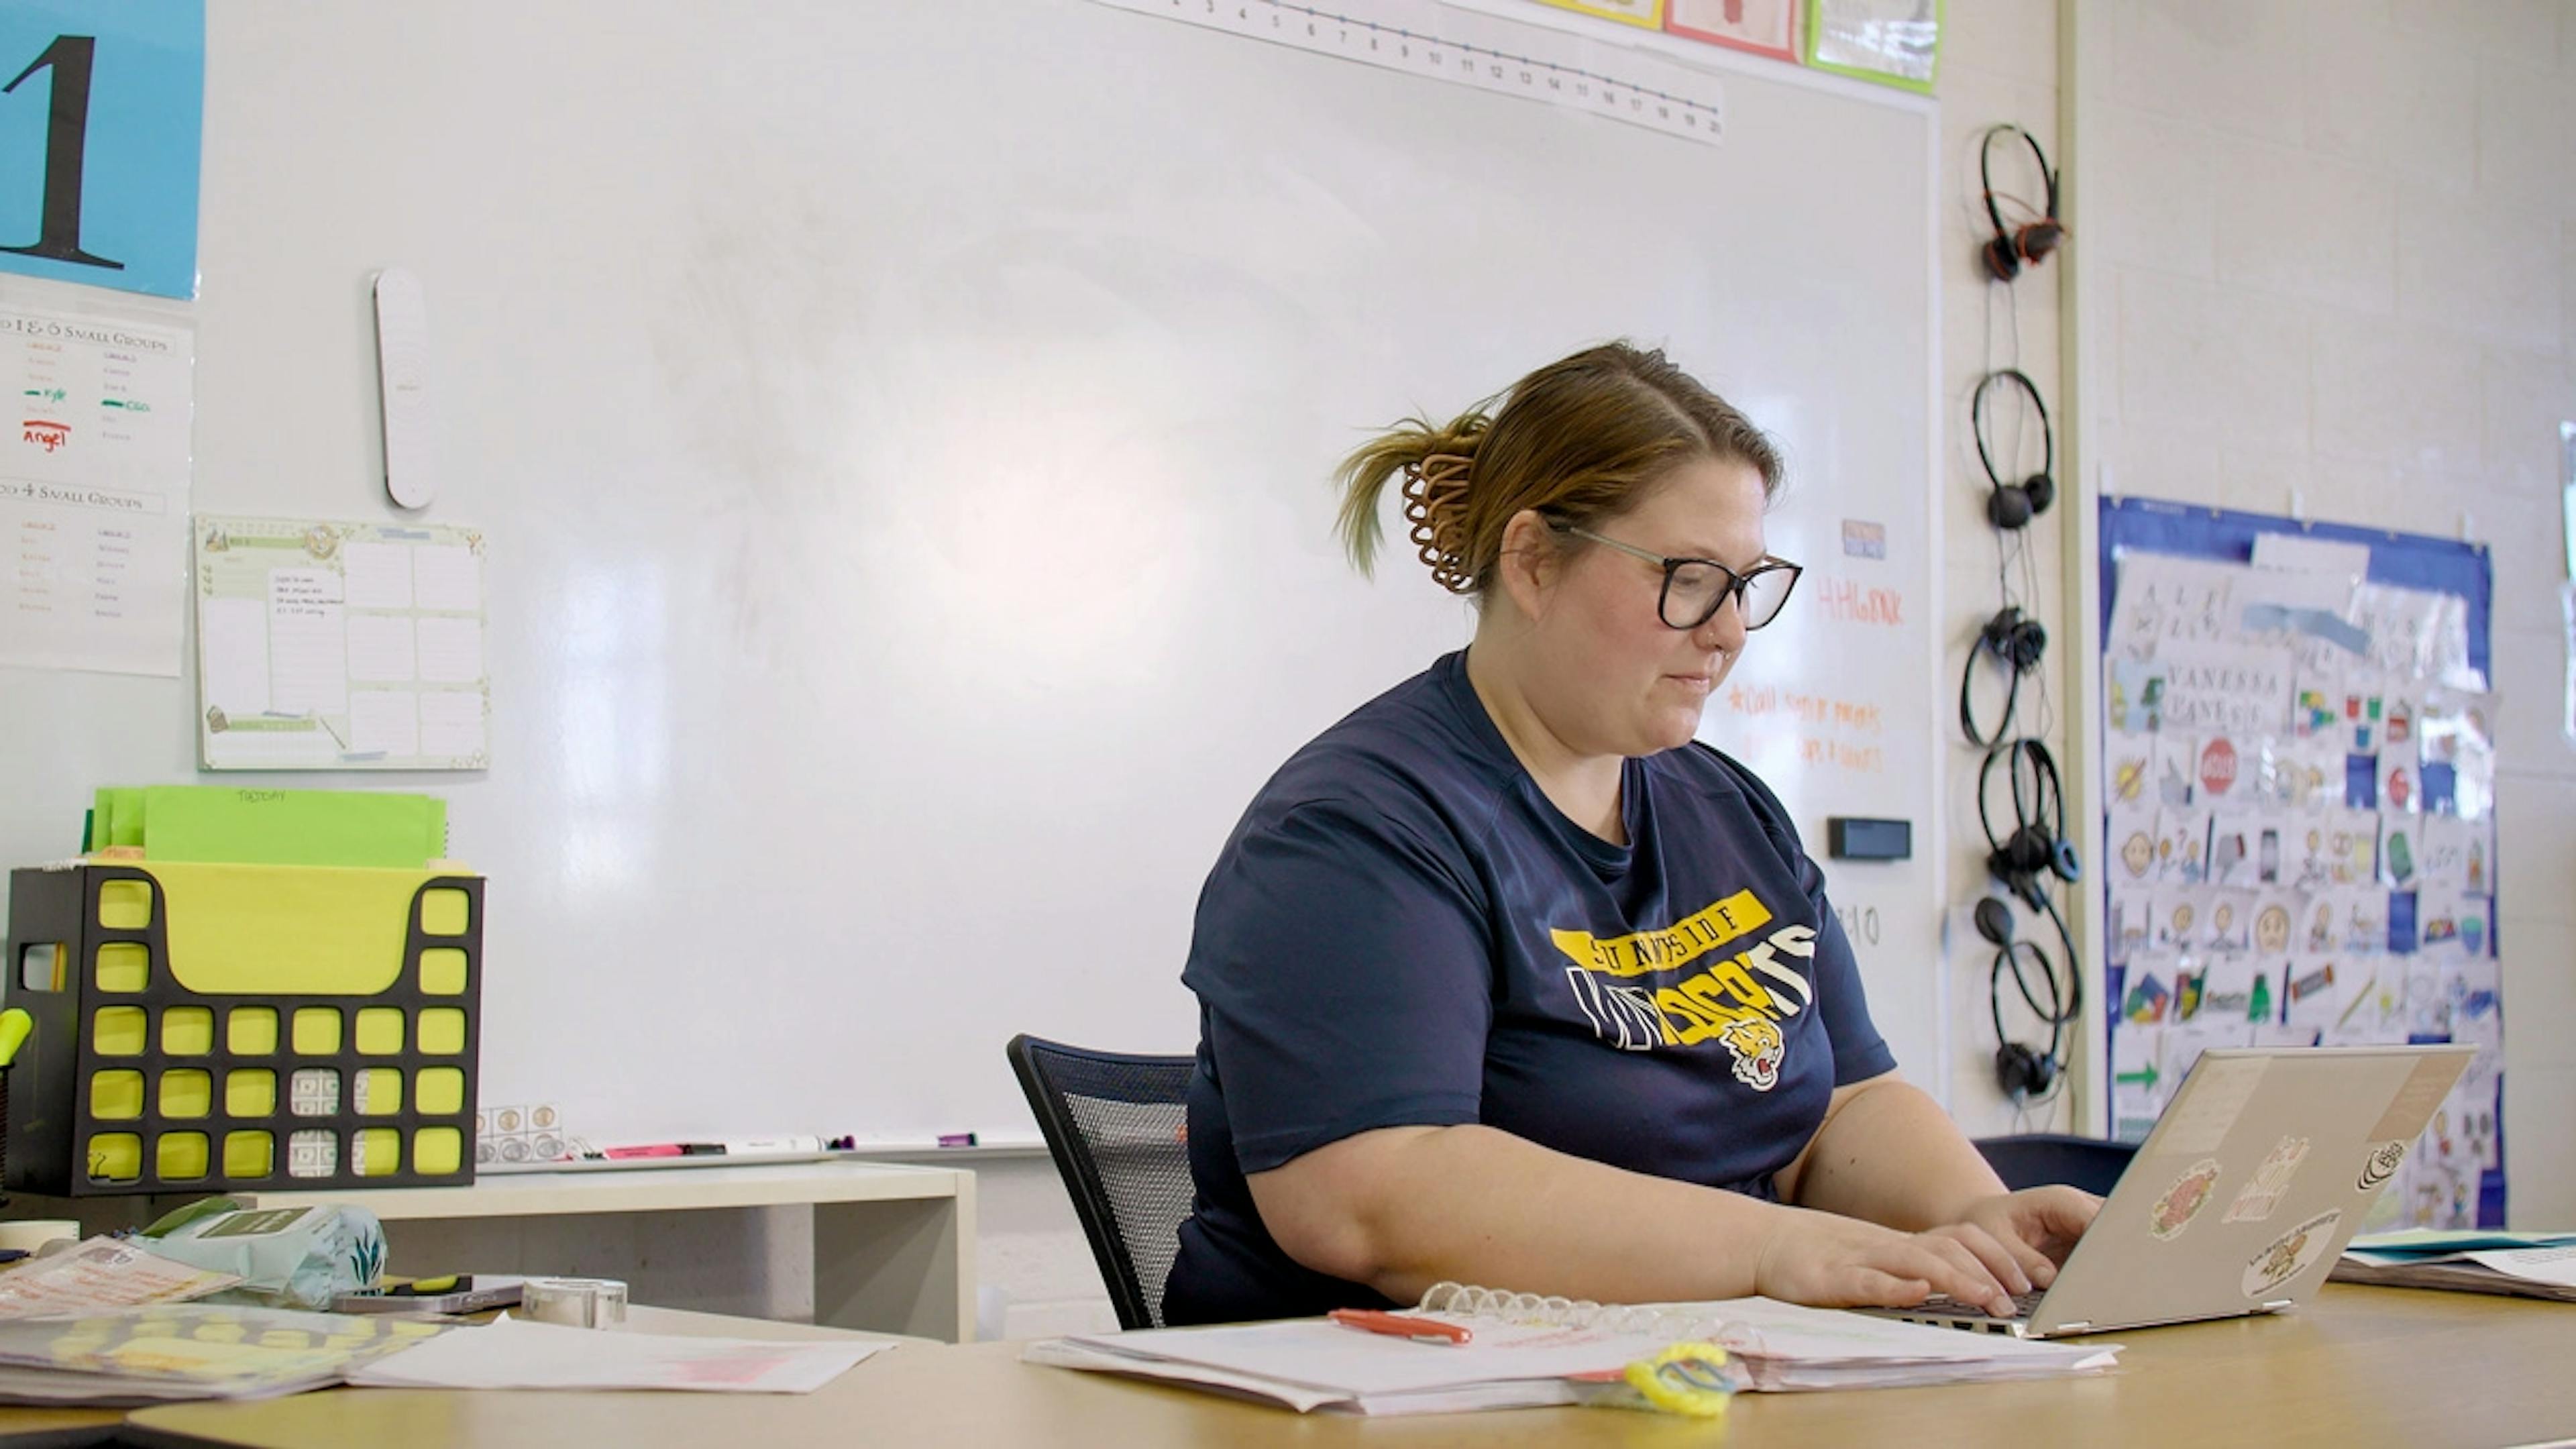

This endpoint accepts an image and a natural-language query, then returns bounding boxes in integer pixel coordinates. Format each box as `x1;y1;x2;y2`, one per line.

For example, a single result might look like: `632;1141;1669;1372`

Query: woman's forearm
1787;1076;2008;1230
1248;1123;1788;1305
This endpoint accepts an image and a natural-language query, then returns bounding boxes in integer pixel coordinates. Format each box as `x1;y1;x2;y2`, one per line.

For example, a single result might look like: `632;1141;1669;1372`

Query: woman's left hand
1949;1187;2102;1291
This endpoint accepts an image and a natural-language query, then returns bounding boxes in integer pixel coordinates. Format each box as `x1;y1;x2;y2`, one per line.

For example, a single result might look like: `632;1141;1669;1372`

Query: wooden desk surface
2;1160;969;1231
215;1159;969;1222
116;1285;2576;1449
0;1408;121;1449
0;1304;911;1448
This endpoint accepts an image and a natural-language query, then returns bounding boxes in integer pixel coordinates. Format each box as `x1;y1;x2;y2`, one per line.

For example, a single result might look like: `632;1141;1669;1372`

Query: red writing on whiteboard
1812;576;1904;626
1727;684;1888;773
1799;738;1886;773
1724;685;1884;736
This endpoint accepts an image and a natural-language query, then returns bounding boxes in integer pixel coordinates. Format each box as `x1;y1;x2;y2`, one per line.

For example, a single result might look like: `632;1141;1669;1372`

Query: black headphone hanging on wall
1978;738;2081;908
1978;123;2063;282
1975;740;2084;1102
1974;897;2067;1102
1959;605;2048;748
1972;368;2055;531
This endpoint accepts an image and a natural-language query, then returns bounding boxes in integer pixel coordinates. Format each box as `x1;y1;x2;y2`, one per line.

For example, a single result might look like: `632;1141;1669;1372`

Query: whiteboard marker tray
479;1152;835;1175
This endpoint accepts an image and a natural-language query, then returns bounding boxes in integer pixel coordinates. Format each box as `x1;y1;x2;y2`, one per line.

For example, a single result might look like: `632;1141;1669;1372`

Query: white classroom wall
2070;0;2575;1229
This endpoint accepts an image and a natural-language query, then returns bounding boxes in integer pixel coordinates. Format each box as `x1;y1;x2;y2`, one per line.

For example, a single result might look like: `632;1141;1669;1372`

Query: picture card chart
0;286;194;675
2098;498;2502;1229
195;516;490;770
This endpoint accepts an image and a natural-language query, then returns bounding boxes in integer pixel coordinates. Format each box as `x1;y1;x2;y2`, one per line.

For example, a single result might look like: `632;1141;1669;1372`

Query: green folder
91;786;448;869
94;788;147;850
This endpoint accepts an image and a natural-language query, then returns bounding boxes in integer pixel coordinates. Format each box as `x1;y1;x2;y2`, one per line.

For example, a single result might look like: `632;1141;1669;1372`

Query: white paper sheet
350;689;421;755
0;287;196;676
197;516;490;770
346;612;417;682
350;1315;886;1393
342;541;415;608
1030;1297;2116;1416
0;1238;238;1320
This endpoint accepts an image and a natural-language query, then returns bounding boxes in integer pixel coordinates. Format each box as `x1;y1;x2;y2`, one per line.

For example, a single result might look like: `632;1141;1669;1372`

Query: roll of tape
521;1276;628;1329
0;1220;79;1254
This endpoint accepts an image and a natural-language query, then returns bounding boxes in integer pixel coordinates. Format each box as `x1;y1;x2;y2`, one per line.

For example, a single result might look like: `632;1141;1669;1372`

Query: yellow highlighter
0;1008;33;1069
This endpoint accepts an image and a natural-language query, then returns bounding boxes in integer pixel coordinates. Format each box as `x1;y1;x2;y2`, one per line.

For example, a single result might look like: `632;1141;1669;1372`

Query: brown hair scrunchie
1399;453;1477;594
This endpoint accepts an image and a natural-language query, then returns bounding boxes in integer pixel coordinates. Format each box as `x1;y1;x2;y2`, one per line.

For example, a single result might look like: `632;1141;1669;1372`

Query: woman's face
1524;456;1770;759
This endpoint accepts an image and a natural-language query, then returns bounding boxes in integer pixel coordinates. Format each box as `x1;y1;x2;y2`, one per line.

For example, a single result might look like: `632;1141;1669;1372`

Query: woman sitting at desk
1163;342;2098;1326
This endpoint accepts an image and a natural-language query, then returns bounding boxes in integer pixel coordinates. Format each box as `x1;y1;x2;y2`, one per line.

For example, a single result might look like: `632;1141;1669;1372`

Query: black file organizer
2;863;483;1196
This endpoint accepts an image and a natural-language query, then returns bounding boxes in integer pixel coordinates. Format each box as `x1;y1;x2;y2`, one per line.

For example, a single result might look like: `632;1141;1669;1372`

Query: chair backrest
1974;1132;2138;1197
1006;1033;1197;1330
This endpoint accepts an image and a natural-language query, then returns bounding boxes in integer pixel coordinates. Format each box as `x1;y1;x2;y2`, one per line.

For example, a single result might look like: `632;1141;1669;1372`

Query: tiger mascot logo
1718;1016;1784;1091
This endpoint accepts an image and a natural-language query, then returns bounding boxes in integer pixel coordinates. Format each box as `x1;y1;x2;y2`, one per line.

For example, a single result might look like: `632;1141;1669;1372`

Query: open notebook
1024;1284;2121;1416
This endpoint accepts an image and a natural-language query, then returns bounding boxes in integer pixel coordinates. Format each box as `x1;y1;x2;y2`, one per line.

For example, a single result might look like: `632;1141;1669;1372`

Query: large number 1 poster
0;0;203;300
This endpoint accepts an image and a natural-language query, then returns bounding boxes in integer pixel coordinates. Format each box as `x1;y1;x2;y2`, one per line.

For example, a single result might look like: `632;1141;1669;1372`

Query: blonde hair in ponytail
1332;342;1783;600
1332;411;1494;594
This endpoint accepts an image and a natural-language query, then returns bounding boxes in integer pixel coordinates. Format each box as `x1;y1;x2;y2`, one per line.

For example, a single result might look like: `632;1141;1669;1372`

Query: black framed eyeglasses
1556;523;1803;631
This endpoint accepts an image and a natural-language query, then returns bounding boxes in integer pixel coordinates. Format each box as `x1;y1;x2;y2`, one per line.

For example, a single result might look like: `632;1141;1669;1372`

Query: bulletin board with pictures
2098;498;2502;1229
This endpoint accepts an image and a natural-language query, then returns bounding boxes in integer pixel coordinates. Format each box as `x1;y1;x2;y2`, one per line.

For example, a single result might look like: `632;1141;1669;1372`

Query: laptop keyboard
1917;1290;2047;1320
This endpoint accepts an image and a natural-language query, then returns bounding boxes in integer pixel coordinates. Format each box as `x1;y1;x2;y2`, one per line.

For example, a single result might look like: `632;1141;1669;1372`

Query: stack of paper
347;1314;888;1393
1025;1299;2120;1416
2332;1229;2576;1302
0;1303;446;1406
0;1238;241;1321
88;785;449;867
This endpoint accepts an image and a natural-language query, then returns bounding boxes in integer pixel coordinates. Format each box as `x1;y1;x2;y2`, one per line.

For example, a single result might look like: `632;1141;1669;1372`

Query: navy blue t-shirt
1163;650;1896;1326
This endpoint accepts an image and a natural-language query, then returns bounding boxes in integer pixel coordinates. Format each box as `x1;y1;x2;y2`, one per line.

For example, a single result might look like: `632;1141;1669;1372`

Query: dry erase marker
721;1136;823;1155
603;1136;822;1158
1329;1308;1472;1345
936;1132;977;1148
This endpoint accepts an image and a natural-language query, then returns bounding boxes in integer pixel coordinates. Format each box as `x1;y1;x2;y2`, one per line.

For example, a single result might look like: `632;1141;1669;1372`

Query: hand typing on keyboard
1752;1209;2025;1317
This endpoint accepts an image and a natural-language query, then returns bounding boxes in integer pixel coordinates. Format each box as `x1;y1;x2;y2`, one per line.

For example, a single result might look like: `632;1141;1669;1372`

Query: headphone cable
1960;636;2025;749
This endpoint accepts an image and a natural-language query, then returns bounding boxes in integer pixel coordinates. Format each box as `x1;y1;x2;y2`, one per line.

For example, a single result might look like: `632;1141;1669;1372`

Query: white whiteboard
0;0;1939;1144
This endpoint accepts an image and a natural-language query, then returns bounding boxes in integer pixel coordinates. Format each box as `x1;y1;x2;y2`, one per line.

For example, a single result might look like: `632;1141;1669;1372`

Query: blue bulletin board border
2098;497;2493;682
2098;495;2503;1226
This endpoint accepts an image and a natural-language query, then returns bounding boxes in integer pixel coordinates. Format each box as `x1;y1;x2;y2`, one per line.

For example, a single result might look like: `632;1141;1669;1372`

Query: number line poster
1091;0;1725;145
195;516;492;771
0;0;205;300
0;282;193;675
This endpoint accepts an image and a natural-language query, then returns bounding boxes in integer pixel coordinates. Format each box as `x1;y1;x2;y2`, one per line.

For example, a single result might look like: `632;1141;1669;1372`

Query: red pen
1329;1308;1472;1345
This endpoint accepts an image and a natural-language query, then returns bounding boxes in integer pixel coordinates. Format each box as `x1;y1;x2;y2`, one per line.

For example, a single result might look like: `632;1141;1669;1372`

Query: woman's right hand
1752;1205;2022;1316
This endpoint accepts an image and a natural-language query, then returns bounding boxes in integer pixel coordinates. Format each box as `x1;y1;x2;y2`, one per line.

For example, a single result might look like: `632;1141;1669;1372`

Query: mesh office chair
1006;1034;1197;1330
1974;1132;2137;1197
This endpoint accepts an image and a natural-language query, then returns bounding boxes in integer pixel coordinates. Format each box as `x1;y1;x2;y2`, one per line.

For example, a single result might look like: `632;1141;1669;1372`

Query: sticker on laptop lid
2148;1158;2223;1240
2222;1135;2312;1223
2355;1140;2407;1192
2243;1209;2340;1297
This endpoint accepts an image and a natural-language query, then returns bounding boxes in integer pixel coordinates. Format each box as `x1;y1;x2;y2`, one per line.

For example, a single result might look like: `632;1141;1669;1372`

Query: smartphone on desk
334;1274;523;1315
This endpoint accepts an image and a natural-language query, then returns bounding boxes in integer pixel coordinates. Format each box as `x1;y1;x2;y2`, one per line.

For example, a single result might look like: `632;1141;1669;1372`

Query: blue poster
0;0;203;299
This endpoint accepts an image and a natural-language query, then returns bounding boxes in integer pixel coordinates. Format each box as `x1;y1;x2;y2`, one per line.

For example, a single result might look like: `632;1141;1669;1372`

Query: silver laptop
1869;1044;2475;1339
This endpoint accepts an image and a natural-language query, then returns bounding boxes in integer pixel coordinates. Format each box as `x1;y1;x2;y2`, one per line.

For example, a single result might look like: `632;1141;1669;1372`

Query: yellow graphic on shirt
1553;889;1817;1091
1717;1016;1785;1091
1548;889;1772;977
